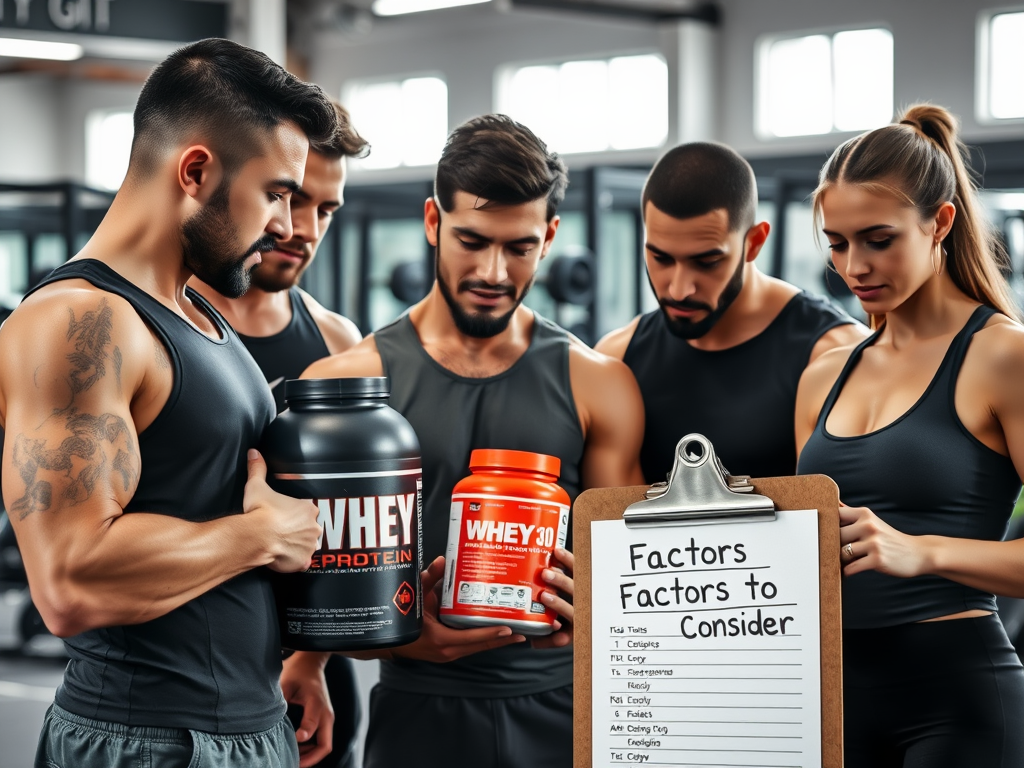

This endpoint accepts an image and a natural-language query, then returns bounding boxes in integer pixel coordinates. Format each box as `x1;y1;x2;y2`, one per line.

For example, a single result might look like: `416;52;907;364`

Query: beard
656;248;746;340
435;240;532;339
181;182;277;299
249;247;311;293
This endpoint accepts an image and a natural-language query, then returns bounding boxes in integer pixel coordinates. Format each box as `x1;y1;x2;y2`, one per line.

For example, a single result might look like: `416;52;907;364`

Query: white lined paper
590;511;821;768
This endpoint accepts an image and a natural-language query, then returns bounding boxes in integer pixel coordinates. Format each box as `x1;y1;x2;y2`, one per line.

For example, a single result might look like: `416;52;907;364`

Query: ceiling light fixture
0;37;84;61
372;0;491;16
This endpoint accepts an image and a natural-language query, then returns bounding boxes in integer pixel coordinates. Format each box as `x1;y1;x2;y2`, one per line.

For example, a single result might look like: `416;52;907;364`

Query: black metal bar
770;176;790;280
357;213;373;335
633;206;645;318
332;220;345;317
510;0;720;24
62;182;81;263
584;167;599;343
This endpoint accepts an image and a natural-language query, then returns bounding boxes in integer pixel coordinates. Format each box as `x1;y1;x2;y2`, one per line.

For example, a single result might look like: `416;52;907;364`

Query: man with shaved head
597;142;867;482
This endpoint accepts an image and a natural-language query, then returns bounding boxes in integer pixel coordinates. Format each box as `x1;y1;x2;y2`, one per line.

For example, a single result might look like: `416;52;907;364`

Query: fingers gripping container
260;378;423;651
439;449;570;636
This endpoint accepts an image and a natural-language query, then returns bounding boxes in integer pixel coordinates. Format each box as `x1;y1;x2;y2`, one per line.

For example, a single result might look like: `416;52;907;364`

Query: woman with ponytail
795;104;1024;767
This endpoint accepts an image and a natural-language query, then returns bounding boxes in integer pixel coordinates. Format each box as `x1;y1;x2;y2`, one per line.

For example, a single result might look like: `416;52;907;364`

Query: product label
440;493;569;625
273;470;422;649
309;493;417;570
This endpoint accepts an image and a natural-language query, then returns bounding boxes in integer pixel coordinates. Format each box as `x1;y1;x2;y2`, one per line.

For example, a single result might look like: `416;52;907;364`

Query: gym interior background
0;0;1022;765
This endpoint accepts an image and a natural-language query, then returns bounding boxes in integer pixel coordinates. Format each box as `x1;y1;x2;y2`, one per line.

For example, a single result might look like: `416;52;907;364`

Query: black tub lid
285;377;390;401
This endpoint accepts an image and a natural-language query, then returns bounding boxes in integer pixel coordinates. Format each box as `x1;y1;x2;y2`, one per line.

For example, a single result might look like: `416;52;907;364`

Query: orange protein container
439;449;571;636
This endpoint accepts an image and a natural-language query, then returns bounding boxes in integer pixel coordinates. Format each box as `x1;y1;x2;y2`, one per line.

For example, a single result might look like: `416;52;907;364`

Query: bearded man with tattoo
0;39;338;768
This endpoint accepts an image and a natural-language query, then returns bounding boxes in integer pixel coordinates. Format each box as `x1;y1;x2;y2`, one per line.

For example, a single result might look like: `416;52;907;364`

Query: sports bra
798;305;1022;628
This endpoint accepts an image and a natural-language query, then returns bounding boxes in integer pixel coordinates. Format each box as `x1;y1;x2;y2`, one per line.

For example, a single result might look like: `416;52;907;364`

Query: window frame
340;71;450;171
494;50;670;156
754;24;894;141
976;6;1024;125
84;107;135;192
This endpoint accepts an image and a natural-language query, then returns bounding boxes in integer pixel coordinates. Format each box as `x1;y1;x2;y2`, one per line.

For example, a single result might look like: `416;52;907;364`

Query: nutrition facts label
456;580;533;610
590;512;821;768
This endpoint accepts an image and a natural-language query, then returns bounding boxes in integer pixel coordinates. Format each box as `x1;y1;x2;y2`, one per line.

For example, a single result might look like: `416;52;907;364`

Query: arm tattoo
59;298;122;412
12;297;140;519
11;410;140;520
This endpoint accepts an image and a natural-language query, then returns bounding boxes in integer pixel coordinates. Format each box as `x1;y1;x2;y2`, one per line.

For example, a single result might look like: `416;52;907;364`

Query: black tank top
238;287;330;413
798;305;1021;628
624;291;852;482
375;312;583;697
28;260;280;732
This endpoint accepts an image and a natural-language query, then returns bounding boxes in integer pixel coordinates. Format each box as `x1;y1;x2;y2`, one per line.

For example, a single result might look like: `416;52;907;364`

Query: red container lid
469;449;561;478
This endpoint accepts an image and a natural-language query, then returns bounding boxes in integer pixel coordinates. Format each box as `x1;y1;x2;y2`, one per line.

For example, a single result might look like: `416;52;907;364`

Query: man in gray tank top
0;40;339;768
301;114;646;767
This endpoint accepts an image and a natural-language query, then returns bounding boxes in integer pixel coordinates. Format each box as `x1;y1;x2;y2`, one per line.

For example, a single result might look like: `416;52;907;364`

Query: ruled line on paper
608;766;799;767
608;677;803;684
602;737;802;741
602;663;802;667
602;765;802;768
623;602;799;615
611;691;802;696
622;565;773;577
607;719;802;724
610;753;802;757
606;708;806;716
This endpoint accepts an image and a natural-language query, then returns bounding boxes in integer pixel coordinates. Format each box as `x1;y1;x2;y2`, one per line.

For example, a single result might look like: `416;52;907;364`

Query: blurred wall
717;0;1023;156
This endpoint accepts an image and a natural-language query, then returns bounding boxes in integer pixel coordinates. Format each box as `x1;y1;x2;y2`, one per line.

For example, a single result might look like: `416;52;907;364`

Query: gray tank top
375;312;583;696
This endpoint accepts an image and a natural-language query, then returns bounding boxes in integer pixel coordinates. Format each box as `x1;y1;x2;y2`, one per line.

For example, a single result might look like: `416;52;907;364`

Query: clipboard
573;434;842;767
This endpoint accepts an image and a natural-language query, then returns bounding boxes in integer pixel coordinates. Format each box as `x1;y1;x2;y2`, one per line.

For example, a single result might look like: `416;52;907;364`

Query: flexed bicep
9;411;140;519
4;294;142;521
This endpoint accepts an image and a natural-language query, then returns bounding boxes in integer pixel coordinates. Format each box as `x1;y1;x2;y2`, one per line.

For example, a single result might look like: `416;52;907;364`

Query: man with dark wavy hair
301;114;645;767
0;38;337;768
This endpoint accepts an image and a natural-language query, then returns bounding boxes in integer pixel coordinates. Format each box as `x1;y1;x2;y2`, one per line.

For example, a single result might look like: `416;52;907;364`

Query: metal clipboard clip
623;434;776;527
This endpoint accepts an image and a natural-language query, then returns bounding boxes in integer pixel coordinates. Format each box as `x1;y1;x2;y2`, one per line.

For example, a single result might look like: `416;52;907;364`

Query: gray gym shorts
35;703;300;768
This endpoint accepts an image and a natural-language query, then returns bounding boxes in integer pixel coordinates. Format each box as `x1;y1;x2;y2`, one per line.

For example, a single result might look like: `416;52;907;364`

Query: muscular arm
570;344;645;489
301;335;383;379
0;288;316;637
594;317;640;362
298;290;362;356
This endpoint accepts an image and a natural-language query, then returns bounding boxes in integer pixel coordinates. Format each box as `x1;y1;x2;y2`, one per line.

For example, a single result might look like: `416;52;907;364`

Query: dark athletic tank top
375;312;584;697
624;291;852;483
237;287;330;413
798;305;1021;628
28;260;280;733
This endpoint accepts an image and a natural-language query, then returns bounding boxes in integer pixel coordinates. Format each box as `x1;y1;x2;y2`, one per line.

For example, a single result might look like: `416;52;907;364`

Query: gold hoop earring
932;242;945;276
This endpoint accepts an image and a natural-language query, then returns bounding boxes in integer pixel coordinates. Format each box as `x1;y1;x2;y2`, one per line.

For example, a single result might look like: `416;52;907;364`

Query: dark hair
129;38;337;178
434;114;568;221
317;99;370;160
642;142;757;231
813;103;1019;322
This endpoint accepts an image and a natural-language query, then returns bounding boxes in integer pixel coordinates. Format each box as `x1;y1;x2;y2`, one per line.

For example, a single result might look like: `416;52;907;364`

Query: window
758;28;893;138
344;76;448;170
498;54;668;155
85;109;134;190
979;11;1024;121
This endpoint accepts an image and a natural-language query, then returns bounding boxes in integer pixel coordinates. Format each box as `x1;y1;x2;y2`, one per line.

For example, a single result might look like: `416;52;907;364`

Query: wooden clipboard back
572;474;842;768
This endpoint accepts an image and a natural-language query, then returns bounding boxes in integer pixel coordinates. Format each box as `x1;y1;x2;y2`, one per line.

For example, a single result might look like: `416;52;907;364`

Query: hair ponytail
814;103;1020;322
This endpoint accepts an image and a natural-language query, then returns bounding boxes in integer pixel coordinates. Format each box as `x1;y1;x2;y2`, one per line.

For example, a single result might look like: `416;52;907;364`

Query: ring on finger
844;543;854;559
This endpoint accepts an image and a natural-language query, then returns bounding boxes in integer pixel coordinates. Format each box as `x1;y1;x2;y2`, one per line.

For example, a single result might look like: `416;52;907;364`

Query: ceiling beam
509;0;720;25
